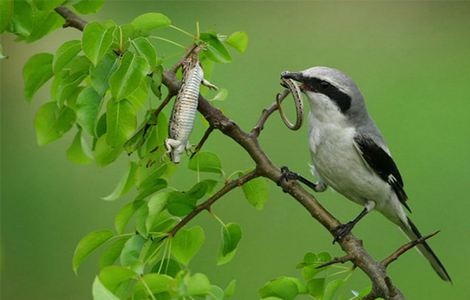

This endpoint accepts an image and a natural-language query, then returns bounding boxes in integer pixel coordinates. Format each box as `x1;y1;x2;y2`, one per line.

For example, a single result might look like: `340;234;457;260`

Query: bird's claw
277;166;299;192
332;222;355;244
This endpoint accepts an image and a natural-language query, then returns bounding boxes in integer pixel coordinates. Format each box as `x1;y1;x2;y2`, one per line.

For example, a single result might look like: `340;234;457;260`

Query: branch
317;254;353;269
154;92;175;120
251;89;289;137
190;126;214;159
168;170;258;237
55;7;86;31
55;6;421;299
382;231;439;267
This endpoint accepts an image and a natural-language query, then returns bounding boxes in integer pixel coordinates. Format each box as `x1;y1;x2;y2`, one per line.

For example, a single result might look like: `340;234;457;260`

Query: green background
2;1;470;299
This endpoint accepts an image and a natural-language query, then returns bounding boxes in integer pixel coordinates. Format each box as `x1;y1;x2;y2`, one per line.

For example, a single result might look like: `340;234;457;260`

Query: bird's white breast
308;111;391;208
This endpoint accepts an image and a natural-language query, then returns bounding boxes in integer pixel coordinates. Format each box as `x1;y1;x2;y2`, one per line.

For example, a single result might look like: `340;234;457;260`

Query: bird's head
281;66;367;123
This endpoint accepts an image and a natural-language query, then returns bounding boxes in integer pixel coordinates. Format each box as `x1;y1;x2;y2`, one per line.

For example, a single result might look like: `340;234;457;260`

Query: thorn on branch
154;93;176;120
190;126;215;159
381;231;440;267
316;254;353;269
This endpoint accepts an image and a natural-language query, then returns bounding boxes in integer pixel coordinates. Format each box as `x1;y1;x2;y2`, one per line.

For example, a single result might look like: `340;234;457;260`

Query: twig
316;254;353;269
190;126;214;159
168;170;258;237
251;89;290;137
382;231;439;267
154;92;175;121
54;7;87;31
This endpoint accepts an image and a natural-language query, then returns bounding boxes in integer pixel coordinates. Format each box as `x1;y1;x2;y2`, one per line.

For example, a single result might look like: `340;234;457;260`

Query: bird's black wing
353;134;410;212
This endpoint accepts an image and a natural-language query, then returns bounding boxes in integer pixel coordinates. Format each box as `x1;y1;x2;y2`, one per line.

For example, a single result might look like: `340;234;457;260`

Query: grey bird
280;66;451;282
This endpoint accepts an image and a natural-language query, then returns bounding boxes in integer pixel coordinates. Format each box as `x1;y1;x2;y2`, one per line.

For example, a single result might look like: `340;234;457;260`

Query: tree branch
168;170;258;237
55;6;424;299
382;231;439;267
190;126;214;159
251;89;289;137
55;6;86;31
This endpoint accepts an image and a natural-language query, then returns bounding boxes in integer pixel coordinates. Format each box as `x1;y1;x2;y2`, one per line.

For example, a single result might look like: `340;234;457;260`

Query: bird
279;66;451;282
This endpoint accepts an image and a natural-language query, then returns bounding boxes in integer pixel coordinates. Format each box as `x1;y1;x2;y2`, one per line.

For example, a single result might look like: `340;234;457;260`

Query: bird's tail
399;216;452;282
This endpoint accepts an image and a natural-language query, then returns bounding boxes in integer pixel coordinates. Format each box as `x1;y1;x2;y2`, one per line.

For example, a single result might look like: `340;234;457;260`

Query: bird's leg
332;202;375;244
277;166;327;192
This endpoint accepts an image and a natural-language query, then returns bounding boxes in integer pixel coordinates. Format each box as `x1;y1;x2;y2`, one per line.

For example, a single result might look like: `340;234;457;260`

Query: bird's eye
320;80;330;87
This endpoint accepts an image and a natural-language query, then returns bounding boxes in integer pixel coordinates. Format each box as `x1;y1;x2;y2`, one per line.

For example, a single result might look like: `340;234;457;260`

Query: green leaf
187;179;218;201
217;223;242;265
127;79;149;110
150;65;163;98
225;31;248;53
114;201;145;234
82;22;114;66
90;53;119;96
259;277;301;300
200;32;232;64
166;179;215;217
23;53;53;101
172;226;205;265
102;161;138;201
76;86;102;136
134;204;149;237
323;279;344;300
146;191;170;232
95;113;107;138
100;236;130;268
209;88;228;102
119;235;145;273
92;276;120;300
166;192;194;217
53;40;82;74
210;285;225;300
151;258;181;277
131;12;171;35
50;55;90;106
33;0;64;11
73;229;113;273
132;37;158;72
106;99;137;147
352;286;372;299
224;280;236;298
94;134;122;167
186;273;211;296
188;152;222;174
21;7;63;42
133;274;173;299
34;102;75;146
73;0;105;14
0;0;13;33
99;266;137;293
66;129;93;164
241;176;269;210
109;51;148;100
307;278;325;298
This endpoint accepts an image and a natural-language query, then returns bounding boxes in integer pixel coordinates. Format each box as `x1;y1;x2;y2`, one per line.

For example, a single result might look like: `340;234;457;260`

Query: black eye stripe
304;77;351;113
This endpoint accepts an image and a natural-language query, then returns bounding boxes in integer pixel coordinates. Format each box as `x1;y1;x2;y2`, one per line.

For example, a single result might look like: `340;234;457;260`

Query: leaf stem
169;25;194;38
149;36;186;49
140;276;157;300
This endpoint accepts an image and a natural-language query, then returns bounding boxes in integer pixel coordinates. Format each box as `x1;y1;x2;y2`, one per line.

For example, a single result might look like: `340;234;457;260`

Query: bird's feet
277;166;299;192
332;222;355;244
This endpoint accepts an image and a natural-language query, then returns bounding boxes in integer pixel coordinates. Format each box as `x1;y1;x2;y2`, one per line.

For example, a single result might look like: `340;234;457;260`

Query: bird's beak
281;71;306;91
281;71;305;83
